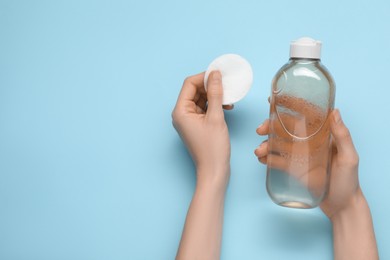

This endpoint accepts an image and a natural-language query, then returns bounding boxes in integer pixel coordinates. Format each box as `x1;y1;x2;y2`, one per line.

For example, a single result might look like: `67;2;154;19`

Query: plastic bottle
266;37;335;209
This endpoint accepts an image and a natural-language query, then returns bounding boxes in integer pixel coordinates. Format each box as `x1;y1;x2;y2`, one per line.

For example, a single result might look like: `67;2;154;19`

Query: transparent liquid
266;59;335;209
267;97;331;208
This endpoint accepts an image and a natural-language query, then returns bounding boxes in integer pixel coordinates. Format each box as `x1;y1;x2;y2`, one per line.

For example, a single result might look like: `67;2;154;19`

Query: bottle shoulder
315;62;335;88
273;60;335;88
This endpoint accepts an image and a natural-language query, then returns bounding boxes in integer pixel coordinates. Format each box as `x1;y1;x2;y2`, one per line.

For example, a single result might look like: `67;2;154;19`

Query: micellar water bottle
266;37;335;209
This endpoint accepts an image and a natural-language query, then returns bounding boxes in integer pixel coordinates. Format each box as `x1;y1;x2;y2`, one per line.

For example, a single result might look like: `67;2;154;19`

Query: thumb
206;71;224;119
330;109;358;161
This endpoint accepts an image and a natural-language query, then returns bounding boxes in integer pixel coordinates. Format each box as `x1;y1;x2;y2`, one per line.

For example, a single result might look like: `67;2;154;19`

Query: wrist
330;188;379;260
330;188;368;224
196;164;230;192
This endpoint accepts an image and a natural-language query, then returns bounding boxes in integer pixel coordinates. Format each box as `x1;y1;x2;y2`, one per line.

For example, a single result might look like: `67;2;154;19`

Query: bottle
266;37;335;209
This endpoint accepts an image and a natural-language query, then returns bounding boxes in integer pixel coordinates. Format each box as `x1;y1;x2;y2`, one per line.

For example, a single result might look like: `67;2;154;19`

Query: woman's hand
172;71;232;186
255;109;378;259
254;109;361;218
173;71;232;260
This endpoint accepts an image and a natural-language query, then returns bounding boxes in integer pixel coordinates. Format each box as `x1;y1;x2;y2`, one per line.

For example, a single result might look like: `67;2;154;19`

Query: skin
173;71;379;260
172;71;231;260
255;111;379;260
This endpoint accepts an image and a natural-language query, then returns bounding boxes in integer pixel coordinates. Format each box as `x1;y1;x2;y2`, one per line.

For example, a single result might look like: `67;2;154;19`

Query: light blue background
1;0;389;259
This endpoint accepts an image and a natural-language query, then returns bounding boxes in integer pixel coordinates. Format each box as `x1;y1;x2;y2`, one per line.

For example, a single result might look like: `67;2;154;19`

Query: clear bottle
266;37;335;209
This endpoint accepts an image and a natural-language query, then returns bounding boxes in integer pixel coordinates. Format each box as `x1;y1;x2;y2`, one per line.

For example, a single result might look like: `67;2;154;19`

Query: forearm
331;191;379;260
176;168;229;260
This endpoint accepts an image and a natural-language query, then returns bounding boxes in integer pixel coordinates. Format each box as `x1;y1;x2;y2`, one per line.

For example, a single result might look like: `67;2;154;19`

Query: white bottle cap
290;37;322;59
204;54;253;105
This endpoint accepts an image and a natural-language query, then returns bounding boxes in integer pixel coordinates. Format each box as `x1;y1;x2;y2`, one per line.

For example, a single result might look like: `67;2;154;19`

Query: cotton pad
204;54;253;105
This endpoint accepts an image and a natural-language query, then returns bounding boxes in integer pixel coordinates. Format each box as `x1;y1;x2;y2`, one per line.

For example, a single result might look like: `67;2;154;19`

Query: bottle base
266;168;323;209
278;201;314;209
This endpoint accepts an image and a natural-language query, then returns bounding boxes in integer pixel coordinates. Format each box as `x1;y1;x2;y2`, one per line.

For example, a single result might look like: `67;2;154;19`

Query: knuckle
171;119;177;129
171;109;177;121
345;152;359;168
183;76;192;86
207;87;222;98
171;109;181;124
340;126;351;139
352;153;360;166
171;107;188;129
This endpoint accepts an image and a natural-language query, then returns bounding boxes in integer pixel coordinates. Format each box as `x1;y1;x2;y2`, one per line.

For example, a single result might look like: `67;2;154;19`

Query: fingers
176;72;206;105
172;73;207;125
330;109;359;165
254;103;270;164
256;119;270;135
196;95;207;112
254;140;268;160
176;72;233;118
258;155;267;164
255;119;270;165
206;71;224;120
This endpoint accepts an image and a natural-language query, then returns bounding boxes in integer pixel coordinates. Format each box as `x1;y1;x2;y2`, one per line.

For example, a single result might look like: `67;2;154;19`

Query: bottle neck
290;57;320;63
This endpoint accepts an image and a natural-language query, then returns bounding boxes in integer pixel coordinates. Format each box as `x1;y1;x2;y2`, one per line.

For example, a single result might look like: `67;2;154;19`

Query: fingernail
334;109;342;124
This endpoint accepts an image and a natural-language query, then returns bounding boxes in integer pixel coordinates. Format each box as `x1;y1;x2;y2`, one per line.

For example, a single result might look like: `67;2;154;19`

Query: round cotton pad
204;54;253;105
